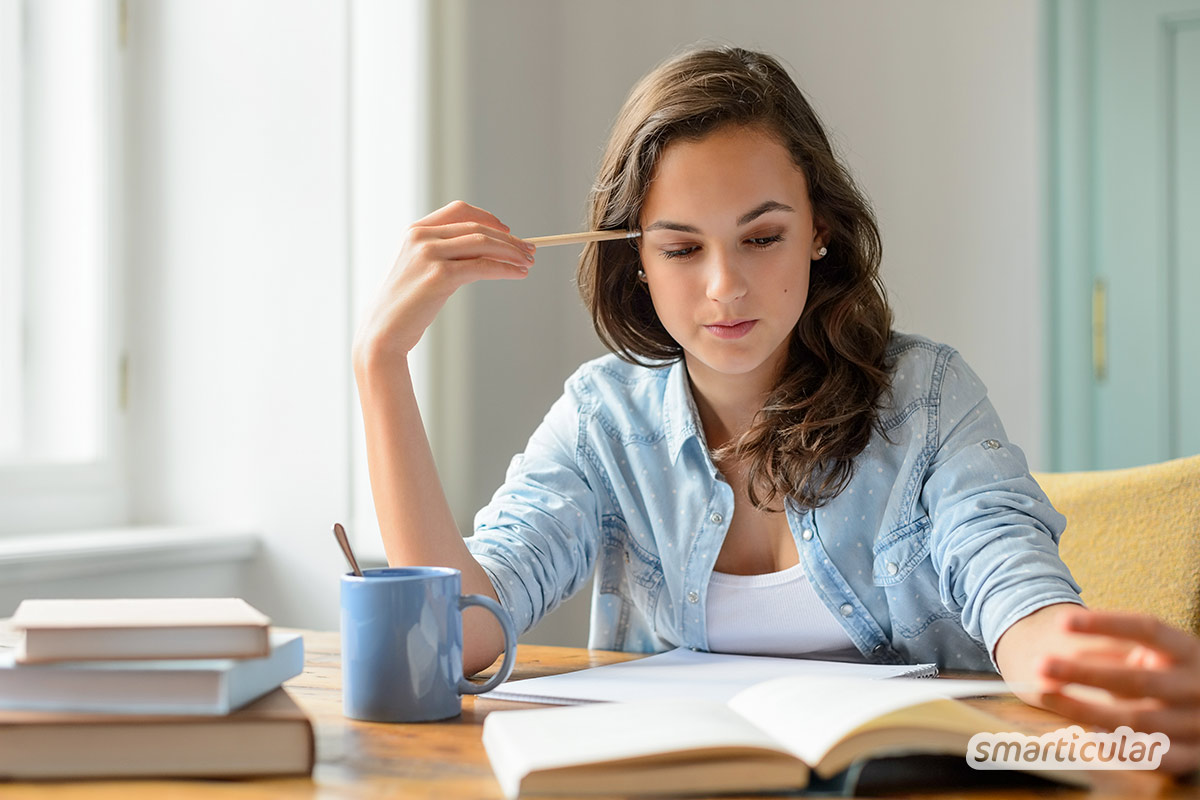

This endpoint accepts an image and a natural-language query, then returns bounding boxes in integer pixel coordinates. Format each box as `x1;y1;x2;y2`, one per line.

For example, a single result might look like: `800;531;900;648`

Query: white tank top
705;562;860;658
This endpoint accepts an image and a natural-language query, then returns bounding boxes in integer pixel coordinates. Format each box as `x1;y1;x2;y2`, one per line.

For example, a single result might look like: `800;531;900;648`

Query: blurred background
1;0;1196;644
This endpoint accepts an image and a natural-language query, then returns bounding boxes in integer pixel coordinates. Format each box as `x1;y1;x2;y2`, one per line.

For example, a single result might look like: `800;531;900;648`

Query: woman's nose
705;251;748;303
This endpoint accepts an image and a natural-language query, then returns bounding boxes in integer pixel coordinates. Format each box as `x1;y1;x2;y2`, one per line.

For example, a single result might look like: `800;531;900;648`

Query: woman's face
638;124;826;394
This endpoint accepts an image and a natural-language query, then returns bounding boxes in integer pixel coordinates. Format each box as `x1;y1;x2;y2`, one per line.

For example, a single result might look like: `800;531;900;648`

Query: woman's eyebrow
737;200;794;226
642;219;701;234
643;200;795;234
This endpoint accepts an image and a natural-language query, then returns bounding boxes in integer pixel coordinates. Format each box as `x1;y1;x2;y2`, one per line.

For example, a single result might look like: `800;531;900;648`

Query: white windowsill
0;526;260;584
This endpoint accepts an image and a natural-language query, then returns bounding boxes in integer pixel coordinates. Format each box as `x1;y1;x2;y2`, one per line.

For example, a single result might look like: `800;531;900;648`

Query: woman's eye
661;246;699;260
659;235;781;260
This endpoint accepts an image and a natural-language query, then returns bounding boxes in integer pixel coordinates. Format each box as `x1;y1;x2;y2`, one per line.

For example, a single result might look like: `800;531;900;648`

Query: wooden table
3;631;1196;799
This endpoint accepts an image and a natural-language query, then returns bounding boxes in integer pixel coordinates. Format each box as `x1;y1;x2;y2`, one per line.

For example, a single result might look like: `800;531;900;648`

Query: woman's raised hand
350;200;533;674
353;201;536;367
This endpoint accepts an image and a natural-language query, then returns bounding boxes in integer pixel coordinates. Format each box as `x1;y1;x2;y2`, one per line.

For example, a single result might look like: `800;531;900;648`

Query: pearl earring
637;269;647;281
816;246;828;259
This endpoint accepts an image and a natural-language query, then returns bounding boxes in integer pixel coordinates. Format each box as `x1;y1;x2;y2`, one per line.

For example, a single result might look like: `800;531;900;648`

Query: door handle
1092;278;1107;382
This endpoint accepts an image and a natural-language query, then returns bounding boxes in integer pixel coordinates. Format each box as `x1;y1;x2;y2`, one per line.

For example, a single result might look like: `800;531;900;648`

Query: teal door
1051;0;1200;470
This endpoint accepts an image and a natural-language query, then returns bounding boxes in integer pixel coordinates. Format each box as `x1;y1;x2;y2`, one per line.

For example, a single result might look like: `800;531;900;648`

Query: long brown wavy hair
578;45;893;511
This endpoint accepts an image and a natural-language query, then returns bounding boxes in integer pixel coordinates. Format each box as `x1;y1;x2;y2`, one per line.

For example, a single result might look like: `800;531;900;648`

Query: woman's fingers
354;202;533;362
402;233;533;290
414;222;536;268
1042;657;1200;704
1041;695;1200;777
1161;740;1200;778
1063;610;1200;661
413;199;510;232
1038;689;1200;740
431;257;532;284
1038;685;1200;775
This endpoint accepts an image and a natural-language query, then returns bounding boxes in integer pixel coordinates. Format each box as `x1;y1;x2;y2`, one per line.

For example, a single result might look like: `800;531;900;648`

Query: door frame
1046;0;1096;472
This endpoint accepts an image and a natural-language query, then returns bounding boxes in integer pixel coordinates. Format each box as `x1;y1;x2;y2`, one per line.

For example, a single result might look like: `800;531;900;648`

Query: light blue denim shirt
467;332;1083;671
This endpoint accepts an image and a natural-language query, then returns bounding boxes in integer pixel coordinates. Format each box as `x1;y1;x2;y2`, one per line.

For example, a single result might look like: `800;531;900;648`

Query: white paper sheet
483;647;941;705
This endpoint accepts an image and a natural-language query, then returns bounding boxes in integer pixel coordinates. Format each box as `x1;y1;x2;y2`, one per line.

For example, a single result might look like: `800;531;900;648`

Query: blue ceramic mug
340;566;517;722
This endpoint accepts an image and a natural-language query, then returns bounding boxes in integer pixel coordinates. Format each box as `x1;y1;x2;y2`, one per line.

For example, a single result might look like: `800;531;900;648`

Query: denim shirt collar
662;358;706;464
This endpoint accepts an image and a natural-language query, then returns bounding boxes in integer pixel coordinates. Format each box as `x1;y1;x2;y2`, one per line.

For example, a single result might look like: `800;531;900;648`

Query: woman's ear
812;217;832;260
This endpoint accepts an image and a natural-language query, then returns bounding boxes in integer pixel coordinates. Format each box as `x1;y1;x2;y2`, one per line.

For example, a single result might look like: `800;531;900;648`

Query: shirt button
886;562;899;576
839;603;853;617
873;644;885;654
801;529;813;541
687;591;700;604
709;512;723;524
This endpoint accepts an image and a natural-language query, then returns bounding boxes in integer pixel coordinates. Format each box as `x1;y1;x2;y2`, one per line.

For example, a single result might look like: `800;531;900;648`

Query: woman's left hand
1033;608;1200;777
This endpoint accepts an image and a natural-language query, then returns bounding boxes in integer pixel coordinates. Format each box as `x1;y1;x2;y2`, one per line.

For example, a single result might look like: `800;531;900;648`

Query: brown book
11;597;271;663
0;687;314;780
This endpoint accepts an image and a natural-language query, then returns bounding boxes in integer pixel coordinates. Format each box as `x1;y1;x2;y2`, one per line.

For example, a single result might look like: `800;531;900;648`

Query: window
0;0;125;534
1;0;429;546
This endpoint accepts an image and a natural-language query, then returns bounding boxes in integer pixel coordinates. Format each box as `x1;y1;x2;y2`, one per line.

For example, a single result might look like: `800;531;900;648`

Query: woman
354;46;1198;775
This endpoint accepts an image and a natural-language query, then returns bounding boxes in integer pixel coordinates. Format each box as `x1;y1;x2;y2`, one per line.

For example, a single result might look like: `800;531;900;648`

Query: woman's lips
703;319;757;339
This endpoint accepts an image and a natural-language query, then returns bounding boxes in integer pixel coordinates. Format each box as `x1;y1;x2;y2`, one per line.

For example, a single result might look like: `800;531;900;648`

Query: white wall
436;0;1049;645
115;0;1048;641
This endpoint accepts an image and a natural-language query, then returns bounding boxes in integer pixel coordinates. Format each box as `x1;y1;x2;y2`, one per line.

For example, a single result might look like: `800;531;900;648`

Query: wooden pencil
524;230;641;247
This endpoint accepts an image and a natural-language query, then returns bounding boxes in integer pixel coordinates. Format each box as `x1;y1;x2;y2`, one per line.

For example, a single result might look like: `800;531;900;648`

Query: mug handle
456;593;518;695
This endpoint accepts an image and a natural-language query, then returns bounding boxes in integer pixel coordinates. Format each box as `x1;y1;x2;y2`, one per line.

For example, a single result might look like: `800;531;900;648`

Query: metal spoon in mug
332;522;364;577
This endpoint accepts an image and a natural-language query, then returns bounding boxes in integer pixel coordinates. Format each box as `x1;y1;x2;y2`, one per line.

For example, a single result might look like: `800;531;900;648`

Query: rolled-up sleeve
466;379;602;636
922;351;1084;665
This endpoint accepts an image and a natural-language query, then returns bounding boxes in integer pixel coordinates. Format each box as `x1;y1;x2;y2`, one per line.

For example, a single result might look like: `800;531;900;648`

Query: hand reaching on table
1032;609;1200;777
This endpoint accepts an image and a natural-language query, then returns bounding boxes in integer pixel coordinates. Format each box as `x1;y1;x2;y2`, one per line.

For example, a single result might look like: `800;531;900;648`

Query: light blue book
0;631;303;715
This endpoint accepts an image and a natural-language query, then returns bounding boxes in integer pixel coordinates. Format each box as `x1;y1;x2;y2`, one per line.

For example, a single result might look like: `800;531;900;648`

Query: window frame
0;0;128;536
0;0;23;460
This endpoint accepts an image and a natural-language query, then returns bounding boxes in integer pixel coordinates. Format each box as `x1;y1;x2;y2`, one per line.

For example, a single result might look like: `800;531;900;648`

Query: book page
0;620;17;652
483;699;791;776
485;647;936;705
727;676;1013;766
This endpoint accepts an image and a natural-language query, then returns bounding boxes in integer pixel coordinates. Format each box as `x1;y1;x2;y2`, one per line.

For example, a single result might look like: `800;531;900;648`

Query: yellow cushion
1032;454;1200;637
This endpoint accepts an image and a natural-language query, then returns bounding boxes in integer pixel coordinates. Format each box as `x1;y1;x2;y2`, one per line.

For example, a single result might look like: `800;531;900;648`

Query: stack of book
0;597;313;781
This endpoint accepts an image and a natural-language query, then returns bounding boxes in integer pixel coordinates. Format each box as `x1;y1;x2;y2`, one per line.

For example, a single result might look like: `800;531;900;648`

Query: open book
482;675;1090;798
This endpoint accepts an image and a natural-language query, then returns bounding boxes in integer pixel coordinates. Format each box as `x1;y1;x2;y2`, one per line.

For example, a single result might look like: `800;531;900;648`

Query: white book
11;597;271;663
0;632;303;715
483;647;938;706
